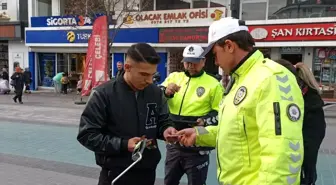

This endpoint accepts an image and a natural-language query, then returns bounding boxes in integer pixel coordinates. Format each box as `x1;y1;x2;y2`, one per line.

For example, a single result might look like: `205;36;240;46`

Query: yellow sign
124;8;226;27
67;31;75;43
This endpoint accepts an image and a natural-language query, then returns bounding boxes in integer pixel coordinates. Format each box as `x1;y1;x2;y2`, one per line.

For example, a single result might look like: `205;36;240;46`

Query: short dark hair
274;59;297;75
126;43;160;64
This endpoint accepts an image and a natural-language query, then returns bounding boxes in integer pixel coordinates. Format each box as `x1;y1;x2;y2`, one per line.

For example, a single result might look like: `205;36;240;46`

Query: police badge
196;87;205;97
233;86;247;105
287;103;301;122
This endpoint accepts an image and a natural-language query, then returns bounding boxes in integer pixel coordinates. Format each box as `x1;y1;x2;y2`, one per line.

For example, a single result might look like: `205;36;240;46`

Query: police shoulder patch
196;87;205;97
287;103;301;122
233;86;247;105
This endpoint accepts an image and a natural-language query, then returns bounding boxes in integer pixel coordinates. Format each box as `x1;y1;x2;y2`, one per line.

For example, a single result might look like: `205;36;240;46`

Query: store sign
31;15;95;27
25;28;159;44
280;47;303;54
124;8;226;28
249;23;336;41
159;27;208;43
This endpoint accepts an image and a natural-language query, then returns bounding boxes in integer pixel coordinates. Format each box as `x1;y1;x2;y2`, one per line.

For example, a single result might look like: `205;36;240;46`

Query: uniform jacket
196;50;304;185
161;71;224;129
77;76;172;170
161;71;224;151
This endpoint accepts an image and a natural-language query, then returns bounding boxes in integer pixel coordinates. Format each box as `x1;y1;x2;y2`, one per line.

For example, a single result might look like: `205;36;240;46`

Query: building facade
24;0;227;90
0;0;28;75
239;0;336;95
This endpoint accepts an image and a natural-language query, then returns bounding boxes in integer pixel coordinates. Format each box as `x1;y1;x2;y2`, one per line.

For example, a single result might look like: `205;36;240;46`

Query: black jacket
11;72;24;91
77;76;172;170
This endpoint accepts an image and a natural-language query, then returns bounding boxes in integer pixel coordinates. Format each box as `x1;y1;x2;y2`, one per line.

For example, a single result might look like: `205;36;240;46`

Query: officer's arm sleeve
193;126;218;147
157;92;174;140
77;90;127;155
202;84;224;126
256;76;304;185
159;73;174;98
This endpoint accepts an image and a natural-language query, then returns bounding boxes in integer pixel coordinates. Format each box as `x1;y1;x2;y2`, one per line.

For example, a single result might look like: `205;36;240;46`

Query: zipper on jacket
134;92;140;135
243;117;251;166
178;77;191;115
273;102;282;135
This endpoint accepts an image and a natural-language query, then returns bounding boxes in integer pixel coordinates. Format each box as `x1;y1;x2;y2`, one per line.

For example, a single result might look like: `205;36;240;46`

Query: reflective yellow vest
162;71;224;121
196;50;304;185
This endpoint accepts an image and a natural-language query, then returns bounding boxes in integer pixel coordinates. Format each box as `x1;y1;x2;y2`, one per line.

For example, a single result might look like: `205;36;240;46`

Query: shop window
69;54;85;89
168;49;184;73
313;48;336;90
0;44;8;70
56;53;69;74
156;0;191;10
37;53;56;87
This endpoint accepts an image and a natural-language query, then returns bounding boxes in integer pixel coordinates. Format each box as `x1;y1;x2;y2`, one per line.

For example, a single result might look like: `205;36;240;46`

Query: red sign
159;27;208;43
82;15;109;96
248;23;336;42
0;25;15;38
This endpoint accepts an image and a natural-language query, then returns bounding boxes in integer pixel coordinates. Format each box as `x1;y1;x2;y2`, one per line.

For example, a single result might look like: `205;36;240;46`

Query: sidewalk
0;91;88;108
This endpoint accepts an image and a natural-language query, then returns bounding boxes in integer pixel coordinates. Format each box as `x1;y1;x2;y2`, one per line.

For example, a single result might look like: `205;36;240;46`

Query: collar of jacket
117;71;136;91
184;70;204;78
230;49;263;78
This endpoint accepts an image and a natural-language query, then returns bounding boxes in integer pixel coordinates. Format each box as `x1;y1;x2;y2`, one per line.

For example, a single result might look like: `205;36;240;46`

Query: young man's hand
163;127;179;143
176;128;197;147
127;137;142;152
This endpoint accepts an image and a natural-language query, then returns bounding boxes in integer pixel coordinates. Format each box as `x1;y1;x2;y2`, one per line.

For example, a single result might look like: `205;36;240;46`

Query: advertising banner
249;23;336;41
82;15;109;96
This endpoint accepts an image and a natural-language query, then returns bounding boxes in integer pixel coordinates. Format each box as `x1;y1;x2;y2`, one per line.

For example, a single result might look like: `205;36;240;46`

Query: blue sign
31;15;104;27
26;28;160;44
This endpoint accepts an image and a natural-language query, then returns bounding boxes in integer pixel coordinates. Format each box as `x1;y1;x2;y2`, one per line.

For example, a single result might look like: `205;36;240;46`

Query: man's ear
225;40;235;54
124;63;132;72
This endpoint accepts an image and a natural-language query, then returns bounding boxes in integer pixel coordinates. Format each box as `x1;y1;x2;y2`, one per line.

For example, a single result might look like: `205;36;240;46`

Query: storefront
246;19;336;97
25;7;227;90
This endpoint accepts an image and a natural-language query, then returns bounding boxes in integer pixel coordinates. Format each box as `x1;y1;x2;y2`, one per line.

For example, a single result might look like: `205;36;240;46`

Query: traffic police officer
160;44;224;185
177;17;305;185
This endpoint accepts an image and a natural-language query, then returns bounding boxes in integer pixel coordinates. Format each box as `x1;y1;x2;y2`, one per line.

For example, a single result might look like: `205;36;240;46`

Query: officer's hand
165;83;181;96
176;128;196;147
127;137;142;152
163;127;179;143
196;118;205;126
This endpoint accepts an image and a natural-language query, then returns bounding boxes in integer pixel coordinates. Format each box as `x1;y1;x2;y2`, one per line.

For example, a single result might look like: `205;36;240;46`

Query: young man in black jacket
77;43;178;185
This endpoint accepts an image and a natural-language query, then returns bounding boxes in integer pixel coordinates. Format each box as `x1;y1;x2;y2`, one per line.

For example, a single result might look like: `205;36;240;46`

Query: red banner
82;16;109;96
248;23;336;42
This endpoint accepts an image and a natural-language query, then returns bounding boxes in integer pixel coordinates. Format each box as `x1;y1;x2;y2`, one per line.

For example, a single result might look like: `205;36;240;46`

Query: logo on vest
196;86;205;97
233;86;247;105
145;103;158;129
287;103;301;122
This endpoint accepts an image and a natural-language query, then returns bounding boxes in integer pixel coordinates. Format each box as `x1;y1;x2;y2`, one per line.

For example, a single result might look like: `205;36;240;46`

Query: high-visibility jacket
195;50;304;185
161;71;224;129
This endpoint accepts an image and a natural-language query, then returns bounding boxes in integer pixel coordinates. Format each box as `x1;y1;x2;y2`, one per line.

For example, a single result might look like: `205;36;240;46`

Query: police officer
160;44;224;185
177;17;305;185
